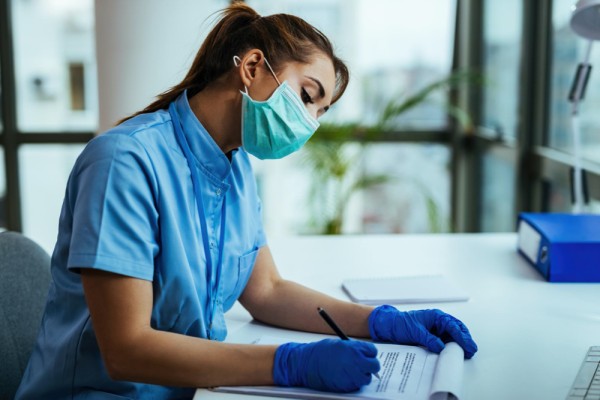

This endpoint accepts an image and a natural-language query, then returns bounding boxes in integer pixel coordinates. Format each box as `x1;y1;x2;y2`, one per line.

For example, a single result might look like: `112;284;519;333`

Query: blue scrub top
15;91;267;400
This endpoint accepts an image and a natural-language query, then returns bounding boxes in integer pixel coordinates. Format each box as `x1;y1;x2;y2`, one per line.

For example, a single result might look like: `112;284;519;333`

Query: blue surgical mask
234;55;320;160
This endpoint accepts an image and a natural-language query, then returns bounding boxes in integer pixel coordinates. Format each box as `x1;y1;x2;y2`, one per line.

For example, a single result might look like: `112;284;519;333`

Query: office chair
0;231;51;400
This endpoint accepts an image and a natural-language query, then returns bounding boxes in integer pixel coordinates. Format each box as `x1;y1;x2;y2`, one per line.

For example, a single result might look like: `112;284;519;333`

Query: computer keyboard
567;346;600;399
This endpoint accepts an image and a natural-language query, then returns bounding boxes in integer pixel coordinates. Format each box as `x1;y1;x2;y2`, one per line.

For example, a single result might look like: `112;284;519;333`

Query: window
1;0;96;251
481;0;522;141
19;145;84;251
475;0;523;232
550;0;600;163
362;144;451;233
12;0;98;132
248;0;457;234
7;0;564;239
249;0;456;128
480;148;516;231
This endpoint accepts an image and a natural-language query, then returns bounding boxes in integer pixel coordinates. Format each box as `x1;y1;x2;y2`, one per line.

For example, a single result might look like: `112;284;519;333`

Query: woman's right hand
273;339;380;392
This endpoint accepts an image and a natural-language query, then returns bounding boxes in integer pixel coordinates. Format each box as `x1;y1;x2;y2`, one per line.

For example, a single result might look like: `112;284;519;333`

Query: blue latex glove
273;339;381;392
369;305;478;359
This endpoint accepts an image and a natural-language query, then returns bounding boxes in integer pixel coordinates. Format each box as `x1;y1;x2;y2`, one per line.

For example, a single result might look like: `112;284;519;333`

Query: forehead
280;54;336;99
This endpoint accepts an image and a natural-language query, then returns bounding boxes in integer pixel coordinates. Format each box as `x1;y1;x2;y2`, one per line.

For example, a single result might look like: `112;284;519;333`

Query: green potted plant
301;70;479;235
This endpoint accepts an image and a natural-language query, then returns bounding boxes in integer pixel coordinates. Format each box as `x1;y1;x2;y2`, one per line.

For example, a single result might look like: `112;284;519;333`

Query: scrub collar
172;90;235;182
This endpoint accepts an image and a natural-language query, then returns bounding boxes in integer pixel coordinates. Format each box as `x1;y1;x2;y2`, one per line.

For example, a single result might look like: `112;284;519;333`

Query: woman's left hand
368;305;478;359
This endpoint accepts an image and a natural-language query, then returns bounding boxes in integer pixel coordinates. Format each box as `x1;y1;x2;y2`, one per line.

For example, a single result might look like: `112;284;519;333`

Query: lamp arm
568;41;594;112
568;40;593;213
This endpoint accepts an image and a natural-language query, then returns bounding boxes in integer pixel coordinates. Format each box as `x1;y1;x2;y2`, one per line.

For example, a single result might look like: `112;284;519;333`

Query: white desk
194;233;600;400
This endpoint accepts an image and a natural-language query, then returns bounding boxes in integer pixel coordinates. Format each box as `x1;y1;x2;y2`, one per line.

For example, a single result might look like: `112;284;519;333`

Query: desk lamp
568;0;600;213
514;0;600;282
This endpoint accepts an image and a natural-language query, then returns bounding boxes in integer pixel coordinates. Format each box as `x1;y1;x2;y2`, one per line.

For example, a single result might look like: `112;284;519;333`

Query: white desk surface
194;233;600;400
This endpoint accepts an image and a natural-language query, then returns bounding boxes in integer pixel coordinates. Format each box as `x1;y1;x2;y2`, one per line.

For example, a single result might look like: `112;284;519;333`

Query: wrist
368;304;398;341
273;342;298;387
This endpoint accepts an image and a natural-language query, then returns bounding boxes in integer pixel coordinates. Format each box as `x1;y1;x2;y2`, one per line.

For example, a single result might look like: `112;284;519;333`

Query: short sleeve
66;133;159;281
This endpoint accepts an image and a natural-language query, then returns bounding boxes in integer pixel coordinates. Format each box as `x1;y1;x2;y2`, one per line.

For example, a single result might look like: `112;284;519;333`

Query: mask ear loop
233;55;250;95
262;57;282;86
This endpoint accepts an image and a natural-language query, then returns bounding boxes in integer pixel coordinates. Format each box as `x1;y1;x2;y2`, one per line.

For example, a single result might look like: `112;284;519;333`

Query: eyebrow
306;76;325;98
306;76;331;112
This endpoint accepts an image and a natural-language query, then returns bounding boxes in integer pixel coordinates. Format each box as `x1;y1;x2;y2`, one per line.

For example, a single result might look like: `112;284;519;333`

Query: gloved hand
368;305;478;359
273;338;381;392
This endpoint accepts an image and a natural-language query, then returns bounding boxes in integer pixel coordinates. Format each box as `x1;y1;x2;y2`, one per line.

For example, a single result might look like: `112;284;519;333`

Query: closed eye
301;87;314;104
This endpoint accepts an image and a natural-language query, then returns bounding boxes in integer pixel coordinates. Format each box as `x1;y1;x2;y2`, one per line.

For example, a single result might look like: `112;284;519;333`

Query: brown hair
119;2;349;124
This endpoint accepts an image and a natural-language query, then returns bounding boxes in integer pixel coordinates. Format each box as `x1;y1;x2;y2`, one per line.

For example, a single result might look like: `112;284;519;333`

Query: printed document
212;336;464;400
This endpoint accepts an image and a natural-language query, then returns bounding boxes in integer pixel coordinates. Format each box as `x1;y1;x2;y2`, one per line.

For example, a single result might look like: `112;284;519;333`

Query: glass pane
255;143;451;235
361;144;451;233
547;180;570;212
0;148;5;229
546;175;600;213
12;0;98;132
247;0;457;130
481;0;522;140
550;0;600;163
480;148;516;232
20;144;84;253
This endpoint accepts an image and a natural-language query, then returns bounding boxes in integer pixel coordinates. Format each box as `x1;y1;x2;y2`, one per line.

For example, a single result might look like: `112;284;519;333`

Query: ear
238;49;265;89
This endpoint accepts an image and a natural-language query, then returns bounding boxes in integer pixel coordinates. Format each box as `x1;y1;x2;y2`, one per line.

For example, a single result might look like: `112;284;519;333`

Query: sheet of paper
358;343;436;399
430;343;464;400
212;336;464;400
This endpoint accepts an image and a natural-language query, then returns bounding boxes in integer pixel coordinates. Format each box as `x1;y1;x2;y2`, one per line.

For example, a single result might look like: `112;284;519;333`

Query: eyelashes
301;87;314;104
301;86;329;116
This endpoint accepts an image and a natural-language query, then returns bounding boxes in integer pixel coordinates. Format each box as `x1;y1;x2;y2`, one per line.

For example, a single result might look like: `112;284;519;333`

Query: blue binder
517;213;600;282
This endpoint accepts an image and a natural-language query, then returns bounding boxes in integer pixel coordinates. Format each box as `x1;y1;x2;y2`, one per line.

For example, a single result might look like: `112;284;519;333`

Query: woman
16;3;477;399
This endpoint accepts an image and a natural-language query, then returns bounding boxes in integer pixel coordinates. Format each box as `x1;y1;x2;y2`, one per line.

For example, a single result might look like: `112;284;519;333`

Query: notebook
342;275;469;305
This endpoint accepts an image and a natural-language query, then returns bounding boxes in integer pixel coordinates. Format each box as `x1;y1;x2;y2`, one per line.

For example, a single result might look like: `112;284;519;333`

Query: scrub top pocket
224;248;260;308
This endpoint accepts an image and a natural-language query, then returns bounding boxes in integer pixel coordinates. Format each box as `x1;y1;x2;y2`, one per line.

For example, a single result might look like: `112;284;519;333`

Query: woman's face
241;50;336;120
275;53;336;120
